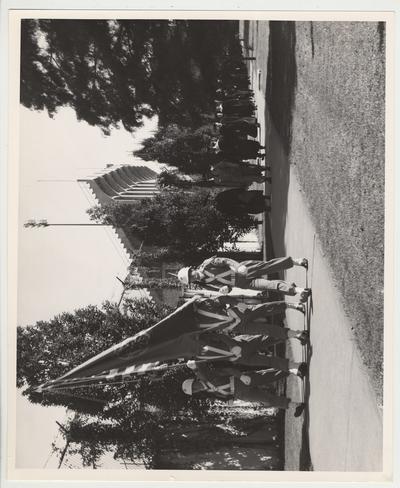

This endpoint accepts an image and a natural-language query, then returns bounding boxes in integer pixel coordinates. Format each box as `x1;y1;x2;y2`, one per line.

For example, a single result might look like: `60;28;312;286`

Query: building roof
78;163;160;206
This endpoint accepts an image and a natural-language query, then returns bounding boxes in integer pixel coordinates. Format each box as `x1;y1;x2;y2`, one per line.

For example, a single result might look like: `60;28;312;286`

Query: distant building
79;163;183;307
78;163;160;258
78;163;160;206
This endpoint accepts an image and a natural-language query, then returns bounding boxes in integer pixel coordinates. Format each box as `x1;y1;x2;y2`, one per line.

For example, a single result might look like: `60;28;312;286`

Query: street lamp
24;219;111;228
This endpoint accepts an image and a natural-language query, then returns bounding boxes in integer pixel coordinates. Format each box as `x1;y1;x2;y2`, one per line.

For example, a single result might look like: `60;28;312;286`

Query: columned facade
78;164;160;206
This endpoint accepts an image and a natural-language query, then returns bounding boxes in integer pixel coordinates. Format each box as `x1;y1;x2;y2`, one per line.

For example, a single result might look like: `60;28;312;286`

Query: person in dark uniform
192;295;309;345
182;360;306;416
177;254;311;300
215;189;270;215
214;120;259;138
210;160;270;187
214;137;265;160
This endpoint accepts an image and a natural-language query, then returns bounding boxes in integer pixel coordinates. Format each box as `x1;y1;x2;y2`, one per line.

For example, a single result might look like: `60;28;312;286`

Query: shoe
300;258;308;270
296;362;308;379
295;303;306;314
294;403;306;417
299;288;311;303
298;331;309;346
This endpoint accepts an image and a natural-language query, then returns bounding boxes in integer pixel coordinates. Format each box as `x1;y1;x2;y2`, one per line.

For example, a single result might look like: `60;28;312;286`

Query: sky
15;105;162;469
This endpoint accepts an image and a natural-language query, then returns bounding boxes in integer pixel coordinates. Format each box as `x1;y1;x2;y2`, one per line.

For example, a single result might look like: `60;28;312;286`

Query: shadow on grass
265;21;297;258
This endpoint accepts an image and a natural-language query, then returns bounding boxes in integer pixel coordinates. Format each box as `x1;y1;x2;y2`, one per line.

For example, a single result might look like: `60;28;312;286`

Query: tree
16;299;186;412
20;19;238;132
134;123;218;175
129;247;183;268
87;190;255;262
62;405;283;469
17;297;285;468
17;297;214;465
157;169;194;189
21;19;155;134
125;278;181;290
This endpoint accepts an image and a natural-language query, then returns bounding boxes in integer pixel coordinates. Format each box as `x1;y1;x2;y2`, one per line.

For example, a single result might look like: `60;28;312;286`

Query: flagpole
38;354;237;393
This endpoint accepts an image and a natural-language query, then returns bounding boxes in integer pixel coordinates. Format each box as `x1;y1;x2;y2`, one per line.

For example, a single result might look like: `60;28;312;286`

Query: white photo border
1;1;398;487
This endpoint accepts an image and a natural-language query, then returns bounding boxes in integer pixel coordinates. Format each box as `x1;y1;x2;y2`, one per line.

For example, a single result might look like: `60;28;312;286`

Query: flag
37;360;175;392
37;297;202;390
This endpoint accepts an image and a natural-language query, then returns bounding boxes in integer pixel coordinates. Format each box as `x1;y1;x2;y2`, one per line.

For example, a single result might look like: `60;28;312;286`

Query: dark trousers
233;336;290;370
238;257;294;279
233;302;289;338
234;380;290;409
246;370;289;387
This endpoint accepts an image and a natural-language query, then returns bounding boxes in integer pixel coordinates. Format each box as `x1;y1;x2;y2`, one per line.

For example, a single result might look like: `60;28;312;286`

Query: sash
203;269;233;286
195;306;237;330
196;345;236;361
201;377;235;395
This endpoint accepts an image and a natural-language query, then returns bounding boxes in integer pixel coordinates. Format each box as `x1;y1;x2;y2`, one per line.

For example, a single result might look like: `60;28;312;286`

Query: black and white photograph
4;6;396;483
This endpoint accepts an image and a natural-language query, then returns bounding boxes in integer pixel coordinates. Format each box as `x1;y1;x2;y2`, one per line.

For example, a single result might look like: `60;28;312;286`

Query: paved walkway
283;173;383;471
240;20;383;471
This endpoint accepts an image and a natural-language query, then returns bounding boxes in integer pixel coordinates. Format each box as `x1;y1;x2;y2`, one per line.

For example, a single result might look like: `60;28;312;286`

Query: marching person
192;295;309;345
216;87;254;100
213;137;265;160
210;160;271;187
214;120;259;138
215;189;271;215
195;332;308;374
217;77;250;91
216;99;256;118
182;360;306;416
215;113;259;128
177;255;311;301
118;329;308;377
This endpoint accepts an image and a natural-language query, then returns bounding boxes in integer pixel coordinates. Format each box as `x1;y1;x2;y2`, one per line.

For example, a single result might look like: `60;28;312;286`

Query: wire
78;182;131;268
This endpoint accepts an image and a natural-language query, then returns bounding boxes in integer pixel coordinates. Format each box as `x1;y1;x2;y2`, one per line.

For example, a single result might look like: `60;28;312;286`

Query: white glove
186;360;197;370
230;346;242;357
236;302;249;312
204;256;217;265
240;374;251;385
237;265;248;276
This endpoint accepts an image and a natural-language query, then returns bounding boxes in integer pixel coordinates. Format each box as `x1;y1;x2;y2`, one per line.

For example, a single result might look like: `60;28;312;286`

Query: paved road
240;20;383;472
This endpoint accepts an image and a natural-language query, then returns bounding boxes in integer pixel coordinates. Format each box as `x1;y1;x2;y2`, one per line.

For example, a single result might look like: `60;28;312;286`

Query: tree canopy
134;123;218;175
21;19;237;133
87;189;255;262
17;298;212;465
17;299;203;413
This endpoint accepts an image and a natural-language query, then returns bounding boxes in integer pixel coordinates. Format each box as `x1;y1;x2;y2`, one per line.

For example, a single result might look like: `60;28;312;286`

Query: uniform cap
177;267;191;285
182;379;194;395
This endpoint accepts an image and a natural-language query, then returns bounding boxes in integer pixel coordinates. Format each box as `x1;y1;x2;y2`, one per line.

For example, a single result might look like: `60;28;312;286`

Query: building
78;163;161;258
78;163;160;206
79;163;183;308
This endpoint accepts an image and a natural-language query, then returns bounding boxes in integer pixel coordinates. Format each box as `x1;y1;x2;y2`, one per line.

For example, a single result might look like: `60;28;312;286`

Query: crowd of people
176;254;311;417
165;52;310;416
208;53;272;217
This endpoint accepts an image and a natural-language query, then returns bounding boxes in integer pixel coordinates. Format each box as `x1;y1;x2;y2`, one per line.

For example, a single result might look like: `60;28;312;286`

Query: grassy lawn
262;20;385;470
266;21;385;401
290;22;385;401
